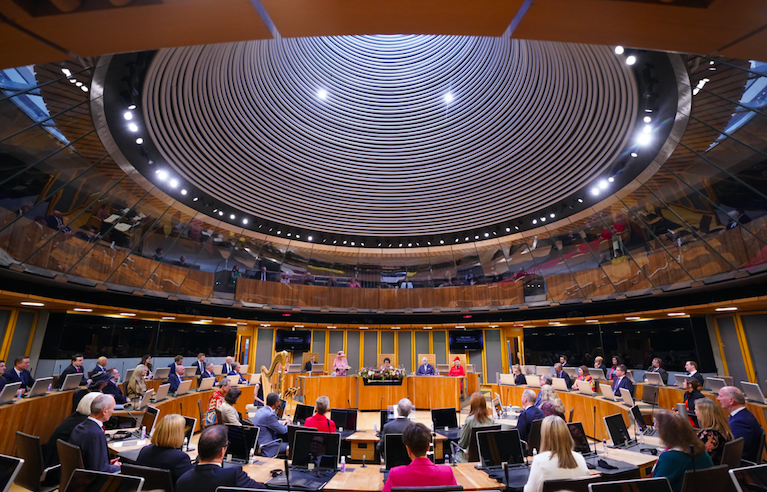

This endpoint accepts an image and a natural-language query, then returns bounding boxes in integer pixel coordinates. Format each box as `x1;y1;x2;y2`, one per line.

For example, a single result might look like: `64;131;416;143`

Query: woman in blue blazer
136;414;193;484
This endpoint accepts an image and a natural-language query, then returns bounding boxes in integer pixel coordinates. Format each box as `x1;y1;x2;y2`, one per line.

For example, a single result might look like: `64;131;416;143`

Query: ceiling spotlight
549;213;555;218
81;86;88;92
577;198;583;203
128;104;137;110
317;88;328;100
408;243;412;247
75;81;83;87
296;235;300;239
218;211;224;216
505;227;510;232
540;217;546;222
532;219;537;225
637;133;651;145
124;112;133;120
351;241;355;246
128;123;138;132
243;219;249;225
169;179;178;188
135;137;143;144
608;177;614;183
157;170;168;181
591;187;600;196
643;125;652;134
599;180;608;189
631;152;638;158
193;197;199;202
626;55;637;65
643;116;652;123
614;46;625;55
343;240;347;244
69;78;76;83
61;68;72;76
444;93;454;103
181;189;187;195
474;235;479;239
465;237;469;241
308;236;312;241
230;214;235;220
484;232;489;237
440;240;444;244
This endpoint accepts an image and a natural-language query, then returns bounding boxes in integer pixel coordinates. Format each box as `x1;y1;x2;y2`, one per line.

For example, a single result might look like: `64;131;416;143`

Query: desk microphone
591;406;597;455
361;455;366;468
503;462;509;487
348;399;352;411
179;402;183;415
124;409;140;428
381;396;385;410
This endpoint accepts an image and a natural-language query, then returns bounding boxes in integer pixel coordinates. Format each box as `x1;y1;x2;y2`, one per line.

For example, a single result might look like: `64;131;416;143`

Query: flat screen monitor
641;384;658;405
630;406;648;433
477;429;524;467
431;408;458;429
64;469;144;492
384;433;411;470
568;422;592;455
603;413;631;447
291;430;341;468
274;329;312;352
730;463;767;492
588;477;672;492
329;409;357;431
0;455;23;492
183;417;196;448
293;403;315;426
275;399;287;419
379;409;393;433
141;406;159;434
448;330;484;350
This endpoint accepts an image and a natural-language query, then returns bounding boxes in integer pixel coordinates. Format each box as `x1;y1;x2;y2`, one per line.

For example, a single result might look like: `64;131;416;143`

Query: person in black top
304;354;315;372
594;356;608;378
684;360;705;387
512;364;527;385
58;354;86;388
682;378;706;427
646;357;669;384
102;368;128;404
0;360;6;394
136;414;194;484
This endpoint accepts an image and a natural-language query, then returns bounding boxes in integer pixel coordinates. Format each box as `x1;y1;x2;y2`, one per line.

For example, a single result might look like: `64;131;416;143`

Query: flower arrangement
358;365;407;382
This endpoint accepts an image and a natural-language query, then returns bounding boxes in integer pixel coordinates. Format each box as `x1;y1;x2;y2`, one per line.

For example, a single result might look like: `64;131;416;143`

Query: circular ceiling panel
143;35;637;236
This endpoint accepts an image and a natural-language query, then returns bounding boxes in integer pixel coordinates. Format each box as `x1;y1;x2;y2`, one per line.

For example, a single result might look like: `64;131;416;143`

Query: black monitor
141;406;159;434
384;433;412;470
729;463;767;492
291;430;341;468
274;329;312;352
183;416;196;448
294;403;315;426
330;409;358;431
379;409;393;433
641;384;659;405
603;413;631;447
477;429;524;467
588;477;672;492
431;408;458;429
226;425;259;461
630;406;649;433
275;399;287;419
64;469;145;492
448;330;484;350
0;454;24;492
567;422;592;455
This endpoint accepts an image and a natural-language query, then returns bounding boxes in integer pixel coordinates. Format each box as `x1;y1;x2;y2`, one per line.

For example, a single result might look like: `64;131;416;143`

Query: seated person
228;362;248;385
516;389;544;443
380;357;393;372
58;354;86;388
90;356;109;378
176;425;263;491
652;410;714;492
611;364;634;397
251;392;290;457
199;362;217;384
524;416;590;492
682;378;705;427
571;366;595;392
718;386;763;463
208;378;230;413
136;414;193;484
126;364;148;400
72;372;110;412
456;392;495;462
511;364;526;385
4;355;35;390
695;398;733;465
43;392;100;469
304;396;337;433
646;357;669;385
382;422;457;492
219;388;250;426
378;398;413;456
102;368;128;404
684;360;705;387
448;357;466;392
169;355;184;375
553;362;571;389
169;365;185;393
416;357;435;376
69;394;121;472
304;355;315;372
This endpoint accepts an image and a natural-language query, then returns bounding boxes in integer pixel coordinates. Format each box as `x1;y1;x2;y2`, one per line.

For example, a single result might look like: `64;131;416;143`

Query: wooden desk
0;390;73;455
358;380;408;411
466;373;480;396
345;430;447;462
302;376;358;409
407;376;461;411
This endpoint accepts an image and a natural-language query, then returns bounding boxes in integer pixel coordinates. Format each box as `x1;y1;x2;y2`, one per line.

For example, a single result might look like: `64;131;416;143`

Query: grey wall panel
433;331;447;364
328;331;344;357
381;331;395;353
313;331;325;363
364;331;378;368
347;331;361;372
741;315;767;383
8;311;35;363
717;316;748;389
415;331;429;359
255;328;275;372
398;331;412;372
0;310;11;359
468;350;483;380
485;329;502;384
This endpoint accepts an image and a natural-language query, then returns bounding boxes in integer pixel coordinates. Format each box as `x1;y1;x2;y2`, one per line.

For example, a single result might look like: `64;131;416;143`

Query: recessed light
169;179;178;188
317;88;328;99
631;152;638;158
715;307;738;311
308;236;312;241
614;46;624;55
549;321;560;325
637;133;651;146
668;312;686;317
73;308;92;312
162;316;175;319
608;177;614;183
586;319;599;323
599;180;608;189
230;214;235;220
359;326;368;330
218;211;224;216
626;55;637;65
21;301;44;307
643;116;652;123
626;317;640;321
120;313;136;316
243;219;249;225
328;326;336;329
532;219;537;224
591;187;600;196
128;123;138;132
444;93;454;103
391;326;400;330
237;322;248;325
124;112;133;120
260;324;271;327
506;227;510;232
157;170;168;181
128;104;137;110
181;189;187;195
200;319;212;322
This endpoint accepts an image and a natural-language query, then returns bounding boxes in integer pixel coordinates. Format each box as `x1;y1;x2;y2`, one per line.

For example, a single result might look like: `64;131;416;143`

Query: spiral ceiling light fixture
138;35;640;238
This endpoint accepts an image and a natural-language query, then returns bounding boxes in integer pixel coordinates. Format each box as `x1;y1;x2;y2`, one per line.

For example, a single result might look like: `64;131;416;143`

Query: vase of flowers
359;365;406;385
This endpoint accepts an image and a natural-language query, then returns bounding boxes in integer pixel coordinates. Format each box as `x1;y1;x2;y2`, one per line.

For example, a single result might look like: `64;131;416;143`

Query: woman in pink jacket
332;351;349;376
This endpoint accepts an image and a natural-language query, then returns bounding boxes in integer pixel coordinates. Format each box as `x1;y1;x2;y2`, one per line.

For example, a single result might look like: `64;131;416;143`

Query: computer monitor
291;430;341;468
152;384;169;403
27;377;52;398
141;406;160;434
641;384;658;405
379;409;393;433
61;373;84;391
329;409;358;431
708;377;726;395
0;383;21;405
153;367;169;380
588;477;672;492
175;380;192;396
0;454;24;492
525;375;541;387
198;378;215;391
293;403;315;426
477;429;524;467
620;388;634;407
552;378;569;392
64;469;145;492
603;414;631;447
742;382;767;404
275;399;287;419
645;372;665;386
384;433;411;470
730;463;767;492
567;422;592;455
630;406;649;433
184;366;197;378
137;389;155;410
183;417;196;449
431;408;458;429
599;383;618;401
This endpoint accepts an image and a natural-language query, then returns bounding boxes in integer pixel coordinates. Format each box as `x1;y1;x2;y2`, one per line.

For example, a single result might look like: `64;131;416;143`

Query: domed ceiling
140;35;640;237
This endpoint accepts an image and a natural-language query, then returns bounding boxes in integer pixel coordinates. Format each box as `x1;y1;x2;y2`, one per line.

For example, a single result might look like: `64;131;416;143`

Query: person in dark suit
168;355;183;375
227;363;248;385
168;365;185;393
102;368;128;404
684;360;705;387
176;425;263;492
594;356;608;378
89;356;109;378
0;360;6;394
199;363;217;385
194;353;206;376
222;356;234;376
516;389;544;443
611;364;634;397
46;210;70;232
58;354;86;389
136;414;193;484
416;357;436;375
251;392;290;457
4;355;35;390
646;357;668;385
377;398;414;456
559;355;569;367
69;394;121;473
554;362;571;389
304;354;315;372
718;386;763;463
43;392;101;469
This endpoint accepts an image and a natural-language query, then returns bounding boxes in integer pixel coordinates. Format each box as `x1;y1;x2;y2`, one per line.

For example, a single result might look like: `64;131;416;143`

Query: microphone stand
284;458;291;492
503;462;509;488
689;444;698;492
591;406;597;455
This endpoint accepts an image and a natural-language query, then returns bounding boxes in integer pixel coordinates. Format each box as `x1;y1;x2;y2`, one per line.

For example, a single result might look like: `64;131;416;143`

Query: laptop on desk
197;377;215;391
604;413;663;453
136;389;155;410
552;377;570;392
742;382;767;404
294;403;315;426
329;409;358;438
175;379;192;396
153;367;170;380
708;377;726;395
645;372;664;386
563;367;578;378
266;430;340;490
184;366;198;378
578;383;596;397
25;377;52;398
591;371;606;381
60;373;83;391
0;383;21;405
599;384;619;402
525;375;541;387
619;388;634;407
151;383;170;403
640;384;658;406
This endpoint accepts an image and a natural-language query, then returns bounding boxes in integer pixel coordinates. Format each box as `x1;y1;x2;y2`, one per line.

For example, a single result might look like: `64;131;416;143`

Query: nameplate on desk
112;440;145;448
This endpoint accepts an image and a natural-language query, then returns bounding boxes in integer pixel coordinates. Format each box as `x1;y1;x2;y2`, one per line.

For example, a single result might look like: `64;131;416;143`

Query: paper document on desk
114;223;131;232
104;214;122;223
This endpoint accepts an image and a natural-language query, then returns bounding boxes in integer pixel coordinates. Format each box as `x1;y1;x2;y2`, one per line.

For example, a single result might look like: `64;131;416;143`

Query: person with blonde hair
511;364;526;385
43;392;101;469
652;410;714;492
126;364;148;400
136;414;194;484
524;416;589;492
695;398;733;465
537;385;558;407
455;392;494;462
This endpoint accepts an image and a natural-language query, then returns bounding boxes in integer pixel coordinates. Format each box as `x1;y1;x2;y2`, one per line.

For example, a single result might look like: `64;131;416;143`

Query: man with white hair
69;394;120;472
169;365;185;393
416;357;435;375
223;356;234;375
516;389;544;443
378;398;414;456
718;386;763;462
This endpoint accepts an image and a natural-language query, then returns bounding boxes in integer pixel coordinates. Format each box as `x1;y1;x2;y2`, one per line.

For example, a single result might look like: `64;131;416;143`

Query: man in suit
58;354;86;389
89;356;108;378
516;389;544;443
251;392;291;457
646;357;668;384
534;375;553;406
684;360;705;387
0;360;5;393
416;357;435;376
718;386;763;463
194;353;206;376
611;364;634;397
228;362;248;384
102;368;128;404
5;355;35;390
304;354;315;372
168;365;185;393
559;355;569;367
45;210;70;232
199;363;217;385
594;356;608;378
378;398;414;456
69;394;120;472
382;422;457;492
168;355;183;375
176;425;264;492
222;356;234;375
554;362;572;389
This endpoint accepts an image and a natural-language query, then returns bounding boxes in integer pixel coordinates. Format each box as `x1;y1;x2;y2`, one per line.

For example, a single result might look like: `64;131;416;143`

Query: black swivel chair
121;463;174;492
14;432;56;492
680;464;735;492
